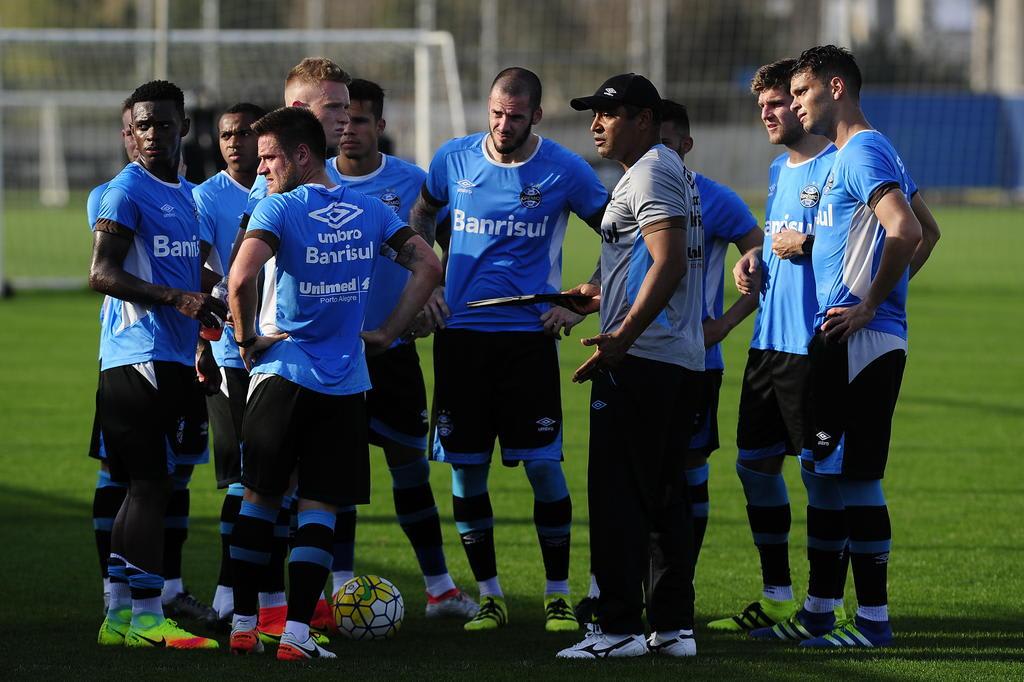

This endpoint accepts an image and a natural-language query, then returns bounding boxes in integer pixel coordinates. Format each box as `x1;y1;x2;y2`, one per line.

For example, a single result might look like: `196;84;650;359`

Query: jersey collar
332;153;388;183
479;134;543;168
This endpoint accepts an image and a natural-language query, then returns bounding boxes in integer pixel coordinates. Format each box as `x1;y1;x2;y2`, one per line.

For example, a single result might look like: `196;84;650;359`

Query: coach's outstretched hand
733;248;762;296
573;331;629;383
541;307;584;339
239;332;288;371
173;290;229;329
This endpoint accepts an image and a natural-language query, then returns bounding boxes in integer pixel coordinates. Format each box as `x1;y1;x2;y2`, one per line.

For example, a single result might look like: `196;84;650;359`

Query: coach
557;74;705;660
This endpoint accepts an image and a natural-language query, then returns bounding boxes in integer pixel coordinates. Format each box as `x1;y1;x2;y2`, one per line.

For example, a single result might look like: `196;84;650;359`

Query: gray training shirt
598;144;705;372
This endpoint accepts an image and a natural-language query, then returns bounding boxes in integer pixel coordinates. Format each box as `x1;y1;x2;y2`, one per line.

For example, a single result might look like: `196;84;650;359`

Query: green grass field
1;206;1022;679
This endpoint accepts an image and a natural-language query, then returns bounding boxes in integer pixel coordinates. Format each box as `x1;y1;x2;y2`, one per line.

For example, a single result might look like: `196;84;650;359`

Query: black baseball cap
570;73;662;113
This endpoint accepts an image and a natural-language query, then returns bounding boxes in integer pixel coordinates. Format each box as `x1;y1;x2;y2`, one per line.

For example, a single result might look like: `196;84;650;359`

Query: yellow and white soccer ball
333;575;405;640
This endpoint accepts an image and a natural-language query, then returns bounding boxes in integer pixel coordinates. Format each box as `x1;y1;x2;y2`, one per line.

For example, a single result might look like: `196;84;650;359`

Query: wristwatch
237;336;257;349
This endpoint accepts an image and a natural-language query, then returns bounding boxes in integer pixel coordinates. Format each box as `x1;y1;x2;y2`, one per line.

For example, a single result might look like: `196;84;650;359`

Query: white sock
108;581;131;612
331;571;354;595
160;578;184;603
132;596;163;619
478;576;503;598
424;572;456;598
258;591;287;609
213;585;234;618
284;620;310;642
588;574;600;599
764;584;794;601
103;577;111;594
856;604;889;622
804;595;835;614
232;613;257;632
545;579;570;597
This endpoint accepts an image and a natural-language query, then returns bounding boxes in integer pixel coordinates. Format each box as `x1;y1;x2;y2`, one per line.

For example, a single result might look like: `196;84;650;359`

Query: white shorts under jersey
599;144;705;372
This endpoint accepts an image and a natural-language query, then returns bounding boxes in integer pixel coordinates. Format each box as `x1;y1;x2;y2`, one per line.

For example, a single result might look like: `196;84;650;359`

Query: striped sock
230;501;276;617
839;479;891;621
525;460;572;593
92;470;127;583
685;464;710;562
162;469;191;588
390;458;451;594
737;463;792;598
452;464;498;592
802;467;847;611
288;509;336;626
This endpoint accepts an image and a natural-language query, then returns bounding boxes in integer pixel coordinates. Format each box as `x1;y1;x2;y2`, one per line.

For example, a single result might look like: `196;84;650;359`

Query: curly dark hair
128;80;185;118
750;58;797;95
251;106;327;163
793;45;862;96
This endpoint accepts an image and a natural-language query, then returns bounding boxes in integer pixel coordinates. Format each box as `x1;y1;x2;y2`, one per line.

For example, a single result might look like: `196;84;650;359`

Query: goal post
0;27;466;292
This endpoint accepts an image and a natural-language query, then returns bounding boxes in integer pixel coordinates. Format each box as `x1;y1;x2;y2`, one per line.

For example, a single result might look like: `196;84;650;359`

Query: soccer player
326;78;476;619
192;102;266;627
706;58;840;632
234;57;351;639
749;45;933;649
658;99;761;566
89;99;218;628
91;80;225;650
408;67;609;632
87;98;136;614
226;106;441;660
557;73;704;660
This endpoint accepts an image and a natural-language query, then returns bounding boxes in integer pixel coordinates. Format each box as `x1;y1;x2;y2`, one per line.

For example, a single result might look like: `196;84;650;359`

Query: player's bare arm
821;188;922;342
408;190;442;247
195;336;221;395
705;226;763;347
227;230;288;370
573;217;686;382
909;192;940;279
90;218;226;327
362;227;442;355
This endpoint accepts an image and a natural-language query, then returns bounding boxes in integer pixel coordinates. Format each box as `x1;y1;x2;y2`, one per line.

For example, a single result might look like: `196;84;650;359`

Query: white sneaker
425;588;479;619
556;626;647;659
647;630;697;657
277;630;336;661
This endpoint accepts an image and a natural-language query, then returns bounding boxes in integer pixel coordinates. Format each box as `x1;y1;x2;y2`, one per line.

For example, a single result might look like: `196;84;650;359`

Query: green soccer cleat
464;596;508;632
707;598;798;632
97;608;132;646
124;615;219;650
800;616;893;648
544;594;580;632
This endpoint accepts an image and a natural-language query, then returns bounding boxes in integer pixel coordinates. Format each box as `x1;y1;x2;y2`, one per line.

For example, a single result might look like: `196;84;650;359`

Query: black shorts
736;348;810;460
99;361;209;483
88;368;105;460
430;329;562;466
207;366;250;488
800;332;907;480
366;342;429;451
687;370;723;457
241;374;370;506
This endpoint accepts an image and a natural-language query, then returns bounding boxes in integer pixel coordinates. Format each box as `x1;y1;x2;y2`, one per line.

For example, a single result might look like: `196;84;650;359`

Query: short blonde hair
285;57;352;88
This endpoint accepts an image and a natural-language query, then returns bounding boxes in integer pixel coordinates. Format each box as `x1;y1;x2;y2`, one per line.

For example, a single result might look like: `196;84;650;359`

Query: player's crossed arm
90;219;227;327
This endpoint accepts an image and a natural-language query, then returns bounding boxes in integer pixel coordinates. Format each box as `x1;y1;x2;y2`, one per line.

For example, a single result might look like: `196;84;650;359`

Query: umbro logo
456;179;475;194
308;201;364;229
591;400;607;410
603;88;617;96
160;203;175;217
816;431;831;441
536;417;557;432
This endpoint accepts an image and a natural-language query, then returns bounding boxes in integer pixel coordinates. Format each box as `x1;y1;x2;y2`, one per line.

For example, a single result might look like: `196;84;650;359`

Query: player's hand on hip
360;329;393;357
422;285;450;330
820;303;875;343
733;250;762;296
240;332;288;372
572;332;628;383
195;344;222;396
173;290;229;328
540;306;585;338
771;228;807;260
401;310;435;342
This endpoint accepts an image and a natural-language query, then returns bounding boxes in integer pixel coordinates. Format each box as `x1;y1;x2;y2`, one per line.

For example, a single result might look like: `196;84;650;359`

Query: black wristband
803;234;815;255
237;336;257;349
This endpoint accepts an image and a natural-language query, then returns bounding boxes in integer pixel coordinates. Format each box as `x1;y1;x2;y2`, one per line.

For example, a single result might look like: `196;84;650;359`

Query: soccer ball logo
333;575;404;640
